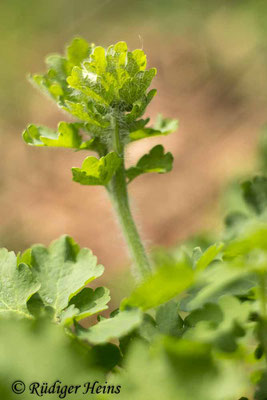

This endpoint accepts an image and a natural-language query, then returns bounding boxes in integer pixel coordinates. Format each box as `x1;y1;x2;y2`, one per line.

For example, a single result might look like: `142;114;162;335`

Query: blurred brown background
1;1;267;296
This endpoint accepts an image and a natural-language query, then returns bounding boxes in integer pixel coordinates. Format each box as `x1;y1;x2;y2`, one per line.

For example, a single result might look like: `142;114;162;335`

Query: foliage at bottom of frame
1;176;267;400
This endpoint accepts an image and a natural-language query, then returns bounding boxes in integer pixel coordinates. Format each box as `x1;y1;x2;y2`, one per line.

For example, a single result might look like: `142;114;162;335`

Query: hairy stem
108;163;151;281
107;116;152;281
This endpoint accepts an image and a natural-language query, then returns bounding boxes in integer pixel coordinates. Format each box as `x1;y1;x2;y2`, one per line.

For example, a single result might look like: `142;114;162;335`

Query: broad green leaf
60;287;110;325
184;296;252;352
0;319;103;398
184;302;223;327
77;309;143;344
122;262;194;311
126;145;173;183
242;176;267;215
0;249;40;319
108;338;247;400
30;235;104;317
155;301;183;336
129;114;178;141
195;242;224;272
72;152;121;186
185;263;256;311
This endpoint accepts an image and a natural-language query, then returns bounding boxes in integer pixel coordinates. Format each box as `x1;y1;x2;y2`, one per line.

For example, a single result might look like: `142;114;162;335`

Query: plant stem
108;163;152;281
107;115;152;281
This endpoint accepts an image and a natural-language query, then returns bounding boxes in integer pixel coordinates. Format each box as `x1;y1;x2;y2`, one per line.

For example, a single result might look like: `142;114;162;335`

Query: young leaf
129;114;178;141
23;122;102;152
195;242;224;272
0;249;40;319
76;309;143;344
60;287;110;325
30;235;104;318
23;122;82;148
119;68;157;105
66;37;91;66
72;152;121;186
25;39;176;159
122;261;194;311
126;145;174;183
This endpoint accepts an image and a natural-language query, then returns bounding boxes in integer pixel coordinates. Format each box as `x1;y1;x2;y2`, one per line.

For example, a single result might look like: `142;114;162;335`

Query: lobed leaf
23;122;83;148
184;263;256;311
129;114;178;141
30;235;104;318
72;151;121;186
60;287;110;325
23;121;103;152
126;145;173;183
0;249;40;319
184;296;252;352
76;309;143;344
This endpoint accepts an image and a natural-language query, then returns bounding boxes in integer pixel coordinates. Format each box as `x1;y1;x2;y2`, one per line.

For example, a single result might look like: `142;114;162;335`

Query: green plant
0;38;266;400
23;37;177;281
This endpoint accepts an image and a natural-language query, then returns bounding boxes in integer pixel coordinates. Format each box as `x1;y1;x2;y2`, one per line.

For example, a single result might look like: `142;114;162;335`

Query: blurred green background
1;0;267;300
